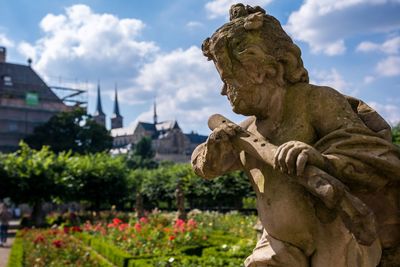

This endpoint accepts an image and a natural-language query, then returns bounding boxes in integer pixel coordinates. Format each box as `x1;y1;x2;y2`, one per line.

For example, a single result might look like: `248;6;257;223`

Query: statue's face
210;30;281;116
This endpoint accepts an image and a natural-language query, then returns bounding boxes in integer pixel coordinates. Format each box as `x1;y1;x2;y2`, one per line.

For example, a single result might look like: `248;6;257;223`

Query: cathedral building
93;84;207;163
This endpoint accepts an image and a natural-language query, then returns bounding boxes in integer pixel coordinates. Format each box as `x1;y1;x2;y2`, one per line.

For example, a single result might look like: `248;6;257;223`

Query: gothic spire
153;99;158;125
95;82;105;116
113;84;121;117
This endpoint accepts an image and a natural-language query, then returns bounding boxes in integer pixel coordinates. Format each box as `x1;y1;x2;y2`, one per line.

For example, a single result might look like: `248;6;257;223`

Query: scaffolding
50;86;88;109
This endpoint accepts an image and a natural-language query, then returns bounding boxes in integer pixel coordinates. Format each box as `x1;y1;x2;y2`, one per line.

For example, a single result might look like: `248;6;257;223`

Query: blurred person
0;203;12;246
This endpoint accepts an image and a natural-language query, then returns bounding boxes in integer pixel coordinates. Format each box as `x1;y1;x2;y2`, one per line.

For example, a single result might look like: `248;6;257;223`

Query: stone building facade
0;47;68;152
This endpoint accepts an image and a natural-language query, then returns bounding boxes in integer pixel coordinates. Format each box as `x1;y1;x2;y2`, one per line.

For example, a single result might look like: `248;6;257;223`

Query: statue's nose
221;83;227;95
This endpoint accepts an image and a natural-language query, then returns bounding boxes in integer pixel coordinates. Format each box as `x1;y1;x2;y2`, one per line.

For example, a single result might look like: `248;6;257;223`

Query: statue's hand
273;141;325;176
207;122;242;144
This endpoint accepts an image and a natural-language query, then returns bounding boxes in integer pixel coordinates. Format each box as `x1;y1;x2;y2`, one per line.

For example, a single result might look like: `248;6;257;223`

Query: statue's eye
237;47;257;57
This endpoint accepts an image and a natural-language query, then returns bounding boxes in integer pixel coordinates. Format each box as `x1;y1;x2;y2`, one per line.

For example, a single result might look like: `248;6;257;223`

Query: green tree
126;136;158;169
25;108;113;154
2;143;68;225
392;123;400;146
65;153;129;210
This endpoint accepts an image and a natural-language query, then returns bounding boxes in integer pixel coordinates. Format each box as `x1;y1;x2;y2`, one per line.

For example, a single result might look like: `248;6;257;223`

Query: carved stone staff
208;113;377;246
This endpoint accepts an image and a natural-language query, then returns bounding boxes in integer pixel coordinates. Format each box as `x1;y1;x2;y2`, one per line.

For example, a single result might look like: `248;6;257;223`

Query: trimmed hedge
78;233;250;267
75;232;133;266
127;255;245;267
73;234;114;267
6;236;23;267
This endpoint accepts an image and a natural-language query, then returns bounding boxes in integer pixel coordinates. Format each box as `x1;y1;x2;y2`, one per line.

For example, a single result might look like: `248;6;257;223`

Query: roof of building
0;62;63;103
139;122;157;131
155;120;180;131
185;132;207;144
111;125;135;136
110;121;157;137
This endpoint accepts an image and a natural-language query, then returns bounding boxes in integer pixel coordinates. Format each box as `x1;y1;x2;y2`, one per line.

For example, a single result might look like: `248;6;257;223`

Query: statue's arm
309;86;400;185
191;118;254;179
191;140;242;179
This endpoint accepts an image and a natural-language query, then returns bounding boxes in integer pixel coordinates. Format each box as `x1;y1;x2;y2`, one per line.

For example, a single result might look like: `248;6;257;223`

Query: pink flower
175;219;185;227
174;219;185;232
187;219;197;230
118;223;129;231
134;222;141;232
139;217;149;224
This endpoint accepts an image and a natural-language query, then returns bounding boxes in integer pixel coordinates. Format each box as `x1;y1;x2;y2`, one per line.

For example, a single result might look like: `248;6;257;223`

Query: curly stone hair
202;4;309;84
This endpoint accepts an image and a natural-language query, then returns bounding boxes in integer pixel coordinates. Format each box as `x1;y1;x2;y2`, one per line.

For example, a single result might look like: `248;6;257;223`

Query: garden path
0;220;20;267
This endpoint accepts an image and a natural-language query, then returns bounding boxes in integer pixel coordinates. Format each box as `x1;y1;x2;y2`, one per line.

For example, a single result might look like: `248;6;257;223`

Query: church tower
93;82;106;127
111;84;123;129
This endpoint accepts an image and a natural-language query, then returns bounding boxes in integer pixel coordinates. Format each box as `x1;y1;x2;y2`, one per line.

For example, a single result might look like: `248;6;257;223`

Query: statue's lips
226;84;252;107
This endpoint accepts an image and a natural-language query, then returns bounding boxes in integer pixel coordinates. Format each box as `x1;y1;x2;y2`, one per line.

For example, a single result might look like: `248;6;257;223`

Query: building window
3;75;13;86
8;122;18;132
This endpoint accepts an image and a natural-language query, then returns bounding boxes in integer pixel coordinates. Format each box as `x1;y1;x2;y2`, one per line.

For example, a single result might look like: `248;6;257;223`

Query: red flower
168;235;176;241
52;239;63;248
50;229;60;236
107;223;115;228
33;234;45;244
63;226;70;234
72;226;82;233
112;218;123;225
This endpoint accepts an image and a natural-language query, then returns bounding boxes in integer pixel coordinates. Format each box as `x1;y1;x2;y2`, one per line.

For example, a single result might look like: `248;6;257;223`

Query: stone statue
191;4;400;267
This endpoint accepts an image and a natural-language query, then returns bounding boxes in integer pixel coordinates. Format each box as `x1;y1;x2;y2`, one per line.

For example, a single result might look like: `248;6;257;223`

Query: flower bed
80;211;257;266
10;211;258;266
11;228;112;267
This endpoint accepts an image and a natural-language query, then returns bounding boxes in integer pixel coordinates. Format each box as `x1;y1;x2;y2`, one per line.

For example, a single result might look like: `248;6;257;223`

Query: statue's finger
274;142;289;170
286;146;302;175
296;151;308;176
277;143;295;174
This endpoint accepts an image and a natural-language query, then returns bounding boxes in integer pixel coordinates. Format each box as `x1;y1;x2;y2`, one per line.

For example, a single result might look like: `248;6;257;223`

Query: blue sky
1;0;399;135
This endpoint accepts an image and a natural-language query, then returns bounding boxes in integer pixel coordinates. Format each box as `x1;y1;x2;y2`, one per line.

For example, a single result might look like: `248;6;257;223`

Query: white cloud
368;101;400;125
186;21;204;29
286;0;400;56
18;42;37;62
363;75;376;84
357;36;400;54
205;0;273;19
376;56;400;76
0;33;14;47
119;46;241;133
310;68;350;94
17;4;159;85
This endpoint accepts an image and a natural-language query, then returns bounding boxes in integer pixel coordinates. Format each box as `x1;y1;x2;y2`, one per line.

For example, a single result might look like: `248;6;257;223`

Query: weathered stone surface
192;3;400;266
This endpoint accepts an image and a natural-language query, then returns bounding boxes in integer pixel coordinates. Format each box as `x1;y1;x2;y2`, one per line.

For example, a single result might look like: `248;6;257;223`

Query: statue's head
202;4;309;115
